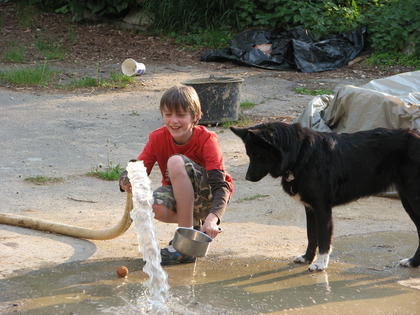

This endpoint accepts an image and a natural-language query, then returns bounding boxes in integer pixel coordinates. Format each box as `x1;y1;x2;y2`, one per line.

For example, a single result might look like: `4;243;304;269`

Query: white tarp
294;70;420;133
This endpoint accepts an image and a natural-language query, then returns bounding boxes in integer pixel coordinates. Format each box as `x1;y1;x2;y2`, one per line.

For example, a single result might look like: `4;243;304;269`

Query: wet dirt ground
1;59;419;314
1;235;419;314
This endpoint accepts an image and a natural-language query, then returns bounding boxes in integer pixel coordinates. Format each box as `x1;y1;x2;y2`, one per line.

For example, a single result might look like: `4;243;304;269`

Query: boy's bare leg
152;204;178;223
154;155;197;262
166;155;194;228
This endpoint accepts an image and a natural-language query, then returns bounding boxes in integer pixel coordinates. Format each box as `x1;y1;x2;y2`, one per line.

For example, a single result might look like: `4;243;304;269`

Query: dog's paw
308;262;326;272
308;253;329;272
294;255;311;264
399;258;414;267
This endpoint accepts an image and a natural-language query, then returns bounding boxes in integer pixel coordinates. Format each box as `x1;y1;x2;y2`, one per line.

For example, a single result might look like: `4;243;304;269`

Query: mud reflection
1;231;419;314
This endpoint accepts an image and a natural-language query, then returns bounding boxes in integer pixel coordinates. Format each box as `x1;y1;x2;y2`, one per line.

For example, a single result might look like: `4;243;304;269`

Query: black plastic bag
201;27;366;73
201;29;295;71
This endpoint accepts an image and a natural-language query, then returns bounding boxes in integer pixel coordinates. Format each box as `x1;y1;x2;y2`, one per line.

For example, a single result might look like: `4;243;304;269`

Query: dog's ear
248;129;273;147
230;126;249;140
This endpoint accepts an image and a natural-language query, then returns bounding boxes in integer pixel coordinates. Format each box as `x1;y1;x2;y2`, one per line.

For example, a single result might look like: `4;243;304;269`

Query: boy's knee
167;155;186;176
152;204;168;221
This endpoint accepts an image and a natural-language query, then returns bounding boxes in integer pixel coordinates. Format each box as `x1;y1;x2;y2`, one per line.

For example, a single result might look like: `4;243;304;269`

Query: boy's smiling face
162;106;199;145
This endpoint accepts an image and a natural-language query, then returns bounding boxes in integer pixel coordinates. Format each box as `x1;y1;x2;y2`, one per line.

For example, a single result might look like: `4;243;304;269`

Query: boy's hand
119;171;132;192
119;160;138;192
202;213;219;239
120;181;132;193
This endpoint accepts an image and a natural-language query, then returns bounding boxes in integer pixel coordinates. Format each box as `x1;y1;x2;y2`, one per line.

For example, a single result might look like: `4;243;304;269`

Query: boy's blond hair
160;84;202;125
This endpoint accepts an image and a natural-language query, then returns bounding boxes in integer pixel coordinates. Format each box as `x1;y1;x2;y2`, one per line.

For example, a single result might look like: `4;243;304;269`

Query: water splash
127;161;170;312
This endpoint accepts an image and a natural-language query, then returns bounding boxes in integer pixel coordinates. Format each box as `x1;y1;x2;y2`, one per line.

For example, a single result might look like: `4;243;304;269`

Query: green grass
0;63;57;86
17;3;33;29
87;164;124;181
168;28;233;49
67;26;78;46
366;52;420;70
220;120;236;128
236;194;270;203
25;175;64;185
240;101;257;110
68;76;99;89
65;72;134;90
35;35;66;61
219;101;258;128
220;114;254;128
2;41;25;63
0;63;134;90
292;87;334;96
105;72;134;87
219;101;257;128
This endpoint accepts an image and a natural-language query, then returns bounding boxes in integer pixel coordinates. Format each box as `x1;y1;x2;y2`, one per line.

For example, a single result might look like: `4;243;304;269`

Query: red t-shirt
138;125;233;194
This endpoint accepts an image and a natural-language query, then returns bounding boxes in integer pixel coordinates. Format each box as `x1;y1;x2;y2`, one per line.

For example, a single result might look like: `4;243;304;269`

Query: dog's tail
408;129;420;164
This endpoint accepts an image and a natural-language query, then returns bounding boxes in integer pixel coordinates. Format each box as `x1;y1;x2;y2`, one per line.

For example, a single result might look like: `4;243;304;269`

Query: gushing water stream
127;161;170;312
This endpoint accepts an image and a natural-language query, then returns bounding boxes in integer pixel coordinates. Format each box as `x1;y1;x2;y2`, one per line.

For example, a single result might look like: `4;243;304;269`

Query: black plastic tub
182;76;244;125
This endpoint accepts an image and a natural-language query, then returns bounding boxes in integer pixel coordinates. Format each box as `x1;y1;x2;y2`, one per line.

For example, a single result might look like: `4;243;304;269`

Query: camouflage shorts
153;155;213;220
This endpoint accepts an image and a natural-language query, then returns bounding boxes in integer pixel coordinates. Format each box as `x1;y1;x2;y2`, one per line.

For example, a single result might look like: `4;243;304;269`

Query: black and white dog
231;122;420;271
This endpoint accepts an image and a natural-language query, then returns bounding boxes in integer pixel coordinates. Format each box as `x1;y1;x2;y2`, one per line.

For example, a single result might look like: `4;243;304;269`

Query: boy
120;84;233;265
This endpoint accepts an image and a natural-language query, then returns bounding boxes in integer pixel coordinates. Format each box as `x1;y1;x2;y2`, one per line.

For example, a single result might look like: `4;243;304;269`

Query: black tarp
201;27;366;73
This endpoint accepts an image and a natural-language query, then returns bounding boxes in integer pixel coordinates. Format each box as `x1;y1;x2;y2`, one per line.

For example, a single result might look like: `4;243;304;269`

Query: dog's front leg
294;206;318;264
308;206;333;272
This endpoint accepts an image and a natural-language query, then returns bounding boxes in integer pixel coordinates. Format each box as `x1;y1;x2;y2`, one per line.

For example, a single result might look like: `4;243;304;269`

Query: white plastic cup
121;58;146;76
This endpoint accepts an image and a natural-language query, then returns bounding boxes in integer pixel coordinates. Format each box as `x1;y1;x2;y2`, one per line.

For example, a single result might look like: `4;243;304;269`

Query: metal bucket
182;76;244;125
172;227;212;257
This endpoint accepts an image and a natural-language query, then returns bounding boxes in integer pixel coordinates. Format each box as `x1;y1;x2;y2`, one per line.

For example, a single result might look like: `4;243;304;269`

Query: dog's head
231;123;294;181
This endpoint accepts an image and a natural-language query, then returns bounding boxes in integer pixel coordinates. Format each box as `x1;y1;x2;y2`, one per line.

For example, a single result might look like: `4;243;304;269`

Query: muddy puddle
1;231;419;314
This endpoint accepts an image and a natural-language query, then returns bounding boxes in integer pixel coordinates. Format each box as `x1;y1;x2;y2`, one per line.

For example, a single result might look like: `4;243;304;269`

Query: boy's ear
194;113;202;124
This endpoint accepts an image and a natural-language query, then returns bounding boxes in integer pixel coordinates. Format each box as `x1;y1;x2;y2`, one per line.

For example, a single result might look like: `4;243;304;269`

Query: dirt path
0;61;417;282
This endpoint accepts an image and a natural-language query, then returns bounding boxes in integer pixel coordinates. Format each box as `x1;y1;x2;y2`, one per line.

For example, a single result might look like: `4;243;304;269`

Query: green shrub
17;0;420;57
241;0;365;39
142;0;240;33
366;0;419;56
234;0;418;56
26;0;68;12
28;0;138;21
72;0;138;21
